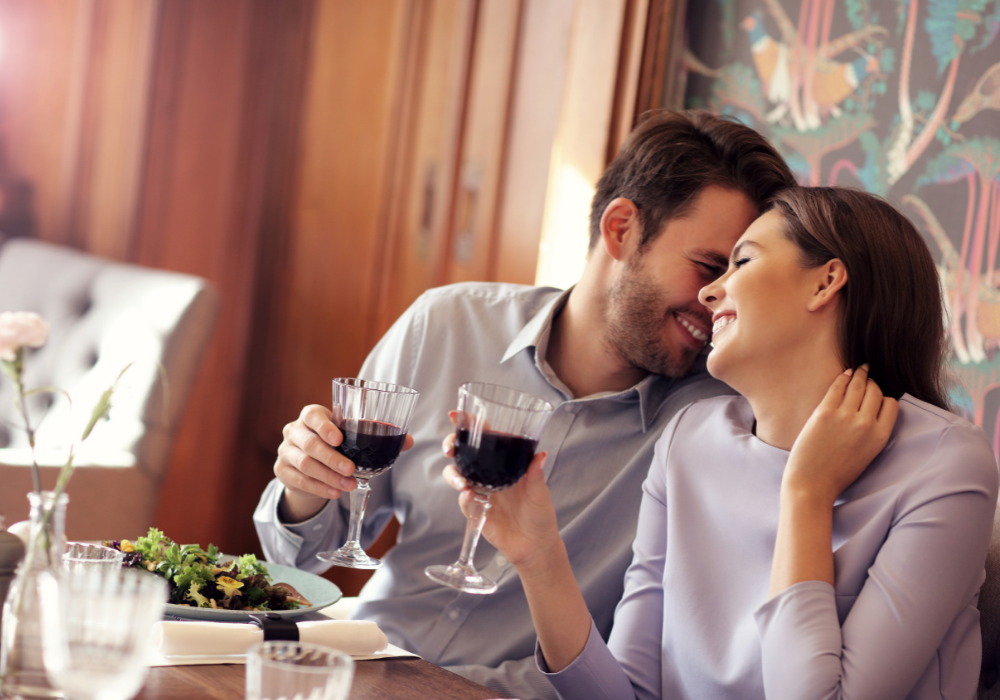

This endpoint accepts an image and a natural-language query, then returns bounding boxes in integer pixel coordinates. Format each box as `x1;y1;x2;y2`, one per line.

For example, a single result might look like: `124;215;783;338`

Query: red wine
454;429;538;492
336;419;406;477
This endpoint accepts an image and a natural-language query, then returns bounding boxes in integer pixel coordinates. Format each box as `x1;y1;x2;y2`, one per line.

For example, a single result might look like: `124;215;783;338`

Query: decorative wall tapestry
685;0;1000;454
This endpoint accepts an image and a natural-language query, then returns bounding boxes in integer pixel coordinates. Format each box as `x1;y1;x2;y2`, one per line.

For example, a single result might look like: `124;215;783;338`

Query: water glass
246;641;354;700
63;543;124;575
37;568;167;700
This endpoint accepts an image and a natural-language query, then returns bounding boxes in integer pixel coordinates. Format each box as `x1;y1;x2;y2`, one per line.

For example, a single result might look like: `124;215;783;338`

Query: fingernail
327;487;340;499
451;476;465;489
845;368;853;376
340;477;355;489
861;363;870;371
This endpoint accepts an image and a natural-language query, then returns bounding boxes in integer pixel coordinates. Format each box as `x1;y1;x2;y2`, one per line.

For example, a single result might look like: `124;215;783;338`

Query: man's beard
604;263;702;378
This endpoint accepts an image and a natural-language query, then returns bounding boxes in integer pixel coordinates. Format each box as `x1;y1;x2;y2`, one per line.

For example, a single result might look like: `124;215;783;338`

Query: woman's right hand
442;432;562;575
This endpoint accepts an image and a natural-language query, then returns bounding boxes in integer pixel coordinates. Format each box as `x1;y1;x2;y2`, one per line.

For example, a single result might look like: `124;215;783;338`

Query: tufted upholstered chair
0;238;219;540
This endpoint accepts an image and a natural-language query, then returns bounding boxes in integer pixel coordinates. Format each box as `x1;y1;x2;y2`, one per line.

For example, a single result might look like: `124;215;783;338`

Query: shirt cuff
534;619;630;699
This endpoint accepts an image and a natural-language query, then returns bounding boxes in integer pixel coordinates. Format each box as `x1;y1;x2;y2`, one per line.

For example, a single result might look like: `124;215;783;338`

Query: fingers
299;404;341;446
842;364;869;411
442;433;456;457
277;441;356;494
858;376;884;420
402;434;415;451
275;452;347;499
283;420;355;479
820;368;853;411
443;464;467;492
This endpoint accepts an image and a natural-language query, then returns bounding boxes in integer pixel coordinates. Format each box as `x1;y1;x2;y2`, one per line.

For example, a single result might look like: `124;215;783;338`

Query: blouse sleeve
754;423;999;700
538;407;688;700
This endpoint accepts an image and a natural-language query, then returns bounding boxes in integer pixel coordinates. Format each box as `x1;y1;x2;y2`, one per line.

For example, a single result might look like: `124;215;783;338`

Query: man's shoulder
411;282;562;319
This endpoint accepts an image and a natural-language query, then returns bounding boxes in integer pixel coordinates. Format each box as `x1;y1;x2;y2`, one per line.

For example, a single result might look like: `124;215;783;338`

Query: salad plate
164;560;342;622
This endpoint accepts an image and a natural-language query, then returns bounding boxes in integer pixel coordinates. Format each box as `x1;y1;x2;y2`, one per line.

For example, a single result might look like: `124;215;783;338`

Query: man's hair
588;110;795;251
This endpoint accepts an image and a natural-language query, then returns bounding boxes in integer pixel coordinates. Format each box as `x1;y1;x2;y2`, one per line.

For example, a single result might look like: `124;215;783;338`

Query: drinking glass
425;382;553;594
37;568;167;700
246;641;354;700
63;543;124;575
317;378;419;569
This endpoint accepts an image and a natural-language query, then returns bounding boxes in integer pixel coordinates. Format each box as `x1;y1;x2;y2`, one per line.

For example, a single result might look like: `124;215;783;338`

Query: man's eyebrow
731;240;761;261
692;250;730;268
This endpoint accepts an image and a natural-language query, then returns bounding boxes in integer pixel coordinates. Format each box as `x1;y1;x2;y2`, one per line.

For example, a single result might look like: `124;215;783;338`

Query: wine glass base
317;546;382;570
424;564;497;595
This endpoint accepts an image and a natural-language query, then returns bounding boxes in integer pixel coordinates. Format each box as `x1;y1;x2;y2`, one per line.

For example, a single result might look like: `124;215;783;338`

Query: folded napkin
151;619;388;658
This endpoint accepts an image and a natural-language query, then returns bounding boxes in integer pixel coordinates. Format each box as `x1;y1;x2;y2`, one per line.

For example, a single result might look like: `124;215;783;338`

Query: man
254;111;794;699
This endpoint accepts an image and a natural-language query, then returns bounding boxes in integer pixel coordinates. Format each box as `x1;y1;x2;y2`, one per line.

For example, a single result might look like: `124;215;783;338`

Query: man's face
604;186;758;378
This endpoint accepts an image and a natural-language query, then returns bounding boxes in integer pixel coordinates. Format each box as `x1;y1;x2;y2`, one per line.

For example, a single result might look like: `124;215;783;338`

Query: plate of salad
105;528;342;621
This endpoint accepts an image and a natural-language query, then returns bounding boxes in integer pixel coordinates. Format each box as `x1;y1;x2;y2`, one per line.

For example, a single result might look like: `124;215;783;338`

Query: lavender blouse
539;394;999;700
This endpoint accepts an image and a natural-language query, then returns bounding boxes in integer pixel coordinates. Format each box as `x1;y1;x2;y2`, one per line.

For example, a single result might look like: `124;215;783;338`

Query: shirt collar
500;287;708;432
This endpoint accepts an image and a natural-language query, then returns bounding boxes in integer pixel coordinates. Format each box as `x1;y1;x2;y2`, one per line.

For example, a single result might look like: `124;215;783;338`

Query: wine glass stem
344;478;371;547
456;494;491;569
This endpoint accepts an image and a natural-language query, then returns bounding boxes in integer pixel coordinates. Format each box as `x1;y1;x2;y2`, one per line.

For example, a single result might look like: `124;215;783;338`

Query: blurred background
0;0;995;595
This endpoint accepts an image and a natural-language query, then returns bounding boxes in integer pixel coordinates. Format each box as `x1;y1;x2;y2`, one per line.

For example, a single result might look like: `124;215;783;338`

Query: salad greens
104;528;307;611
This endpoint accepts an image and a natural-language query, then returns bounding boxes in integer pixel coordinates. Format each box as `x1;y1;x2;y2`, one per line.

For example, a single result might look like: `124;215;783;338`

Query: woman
445;187;999;699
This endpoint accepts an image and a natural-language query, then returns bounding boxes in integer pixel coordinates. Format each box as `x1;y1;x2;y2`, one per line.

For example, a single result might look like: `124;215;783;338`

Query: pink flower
0;312;49;361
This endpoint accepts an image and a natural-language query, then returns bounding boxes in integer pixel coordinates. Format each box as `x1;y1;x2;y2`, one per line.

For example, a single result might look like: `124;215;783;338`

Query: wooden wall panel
371;0;477;339
443;0;521;285
0;0;86;244
275;0;409;422
492;0;575;285
133;0;312;548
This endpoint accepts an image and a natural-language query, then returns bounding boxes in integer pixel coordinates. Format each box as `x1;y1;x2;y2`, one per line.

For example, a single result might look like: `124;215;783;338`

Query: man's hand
275;404;414;523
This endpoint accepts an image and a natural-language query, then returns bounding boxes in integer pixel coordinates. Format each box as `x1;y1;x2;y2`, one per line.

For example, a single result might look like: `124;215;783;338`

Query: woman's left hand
784;365;899;505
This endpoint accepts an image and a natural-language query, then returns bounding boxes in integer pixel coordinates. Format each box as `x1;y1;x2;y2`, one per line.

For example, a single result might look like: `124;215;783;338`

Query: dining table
136;657;507;699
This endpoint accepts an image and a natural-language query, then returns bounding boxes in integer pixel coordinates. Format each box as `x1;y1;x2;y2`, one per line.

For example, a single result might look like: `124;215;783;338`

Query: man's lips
674;312;710;343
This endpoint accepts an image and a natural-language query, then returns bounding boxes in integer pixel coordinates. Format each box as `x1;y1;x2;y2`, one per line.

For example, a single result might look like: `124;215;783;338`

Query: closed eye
697;261;726;278
733;257;751;268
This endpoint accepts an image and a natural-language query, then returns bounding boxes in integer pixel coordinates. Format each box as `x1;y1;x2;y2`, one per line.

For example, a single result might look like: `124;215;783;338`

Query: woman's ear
807;259;848;312
599;198;641;262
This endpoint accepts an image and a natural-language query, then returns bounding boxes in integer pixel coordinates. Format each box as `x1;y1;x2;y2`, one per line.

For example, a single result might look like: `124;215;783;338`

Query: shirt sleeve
754;423;1000;700
448;654;562;700
252;295;430;571
536;410;688;700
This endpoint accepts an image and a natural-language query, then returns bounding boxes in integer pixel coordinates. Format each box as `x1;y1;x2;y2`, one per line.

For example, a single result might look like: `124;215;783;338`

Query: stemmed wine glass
425;382;553;594
317;378;419;570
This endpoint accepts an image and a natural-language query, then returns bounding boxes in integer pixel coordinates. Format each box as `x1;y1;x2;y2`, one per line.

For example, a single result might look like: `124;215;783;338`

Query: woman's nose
699;280;722;308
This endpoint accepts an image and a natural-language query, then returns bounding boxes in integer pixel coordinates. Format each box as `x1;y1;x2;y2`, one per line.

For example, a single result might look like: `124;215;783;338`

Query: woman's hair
769;187;950;410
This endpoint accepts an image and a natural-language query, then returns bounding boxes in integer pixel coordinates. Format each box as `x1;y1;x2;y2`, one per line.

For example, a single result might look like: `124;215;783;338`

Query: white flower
0;311;49;361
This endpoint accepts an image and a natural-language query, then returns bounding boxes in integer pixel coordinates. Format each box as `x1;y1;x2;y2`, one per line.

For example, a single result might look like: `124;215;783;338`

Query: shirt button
495;556;507;567
448;609;461;621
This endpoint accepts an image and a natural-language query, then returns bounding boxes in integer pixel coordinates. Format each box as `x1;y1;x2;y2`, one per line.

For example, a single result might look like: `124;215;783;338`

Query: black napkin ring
249;613;300;641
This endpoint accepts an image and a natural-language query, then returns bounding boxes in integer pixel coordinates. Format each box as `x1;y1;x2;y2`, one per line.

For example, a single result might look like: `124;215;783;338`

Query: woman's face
698;210;832;386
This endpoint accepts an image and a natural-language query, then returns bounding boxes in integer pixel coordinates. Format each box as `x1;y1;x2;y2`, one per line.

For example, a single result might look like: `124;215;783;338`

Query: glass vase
0;491;69;699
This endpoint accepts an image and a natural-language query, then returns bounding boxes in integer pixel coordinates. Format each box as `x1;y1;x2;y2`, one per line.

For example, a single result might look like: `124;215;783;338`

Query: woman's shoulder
889;394;998;488
653;394;754;451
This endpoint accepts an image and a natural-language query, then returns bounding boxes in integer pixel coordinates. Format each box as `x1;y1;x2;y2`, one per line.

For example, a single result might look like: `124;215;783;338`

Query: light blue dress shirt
539;394;999;700
254;282;733;700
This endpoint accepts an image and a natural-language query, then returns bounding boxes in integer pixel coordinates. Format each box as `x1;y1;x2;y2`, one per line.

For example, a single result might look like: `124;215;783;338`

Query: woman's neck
741;348;845;451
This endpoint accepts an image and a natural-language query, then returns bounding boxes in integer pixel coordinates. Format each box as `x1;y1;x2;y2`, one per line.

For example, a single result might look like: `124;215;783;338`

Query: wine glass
425;382;553;594
37;568;167;700
317;378;419;569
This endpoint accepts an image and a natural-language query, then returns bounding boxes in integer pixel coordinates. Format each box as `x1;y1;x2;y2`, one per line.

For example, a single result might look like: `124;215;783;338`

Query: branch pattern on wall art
685;0;1000;453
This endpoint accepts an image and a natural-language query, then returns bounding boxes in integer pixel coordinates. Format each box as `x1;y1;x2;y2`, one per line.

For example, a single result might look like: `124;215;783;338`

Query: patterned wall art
684;0;1000;454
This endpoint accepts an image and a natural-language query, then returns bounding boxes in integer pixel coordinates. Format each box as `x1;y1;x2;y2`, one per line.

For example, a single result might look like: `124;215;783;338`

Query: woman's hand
770;366;899;598
441;430;561;576
784;365;899;504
